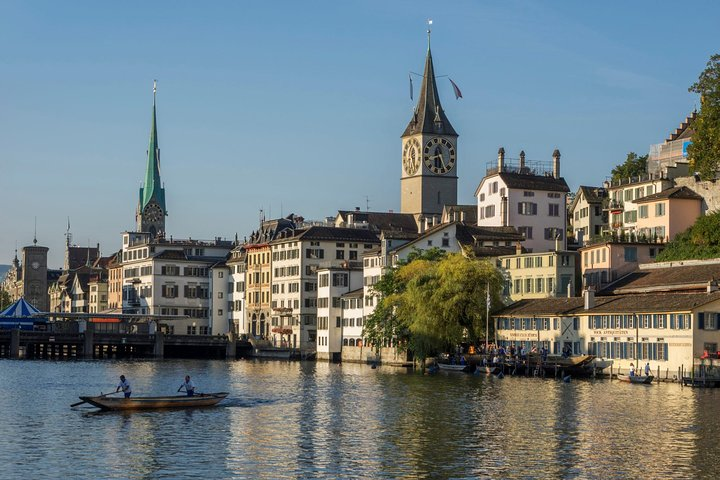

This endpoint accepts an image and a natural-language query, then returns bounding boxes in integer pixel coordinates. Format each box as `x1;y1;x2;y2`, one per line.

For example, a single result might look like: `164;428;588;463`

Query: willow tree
363;249;503;363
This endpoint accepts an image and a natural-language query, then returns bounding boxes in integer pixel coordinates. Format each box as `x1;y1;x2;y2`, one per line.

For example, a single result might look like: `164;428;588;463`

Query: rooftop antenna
365;196;370;212
427;19;432;49
33;216;37;245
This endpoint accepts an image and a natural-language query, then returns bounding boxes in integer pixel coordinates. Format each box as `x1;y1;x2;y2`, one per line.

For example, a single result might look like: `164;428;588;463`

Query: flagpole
485;281;490;352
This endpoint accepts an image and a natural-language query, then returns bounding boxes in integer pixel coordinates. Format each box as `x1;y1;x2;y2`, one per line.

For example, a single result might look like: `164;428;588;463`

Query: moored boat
437;363;472;373
78;392;229;410
617;373;653;384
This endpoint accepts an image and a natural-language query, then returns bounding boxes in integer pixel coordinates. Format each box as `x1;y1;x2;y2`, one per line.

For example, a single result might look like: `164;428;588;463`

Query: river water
0;359;718;479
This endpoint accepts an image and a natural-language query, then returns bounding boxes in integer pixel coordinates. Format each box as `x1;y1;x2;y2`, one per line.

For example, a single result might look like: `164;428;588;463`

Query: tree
656;211;720;261
688;54;720;180
0;288;10;310
363;250;503;364
611;152;648;181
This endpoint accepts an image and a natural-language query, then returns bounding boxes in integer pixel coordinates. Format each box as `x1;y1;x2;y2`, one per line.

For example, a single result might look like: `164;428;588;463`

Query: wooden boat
437;363;472;372
78;392;229;410
617;373;654;384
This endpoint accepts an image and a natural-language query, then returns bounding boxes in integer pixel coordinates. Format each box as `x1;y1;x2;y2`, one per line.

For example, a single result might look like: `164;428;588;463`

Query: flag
486;283;491;309
409;74;413;101
448;78;463;99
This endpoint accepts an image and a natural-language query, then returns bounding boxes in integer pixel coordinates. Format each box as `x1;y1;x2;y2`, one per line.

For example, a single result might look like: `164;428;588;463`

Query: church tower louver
400;29;458;219
136;81;166;237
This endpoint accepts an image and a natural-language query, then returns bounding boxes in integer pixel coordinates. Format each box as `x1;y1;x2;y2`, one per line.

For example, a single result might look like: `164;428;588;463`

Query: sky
1;1;719;268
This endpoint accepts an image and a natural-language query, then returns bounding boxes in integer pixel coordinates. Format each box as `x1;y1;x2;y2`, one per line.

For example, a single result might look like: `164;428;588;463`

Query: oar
70;390;120;408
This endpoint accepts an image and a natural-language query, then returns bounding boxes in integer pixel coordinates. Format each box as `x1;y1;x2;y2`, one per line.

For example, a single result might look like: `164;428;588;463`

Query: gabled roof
495;291;720;316
442;204;478;225
633;186;703;204
666;111;697;143
296;226;380;243
498;172;570;193
602;262;720;295
570;185;607;212
402;42;457;137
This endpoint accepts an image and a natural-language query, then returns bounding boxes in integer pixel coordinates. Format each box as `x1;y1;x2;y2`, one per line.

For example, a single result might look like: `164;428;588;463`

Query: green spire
139;80;165;212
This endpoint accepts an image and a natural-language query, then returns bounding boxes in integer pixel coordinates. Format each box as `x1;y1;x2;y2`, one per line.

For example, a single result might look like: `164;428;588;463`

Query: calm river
0;359;718;479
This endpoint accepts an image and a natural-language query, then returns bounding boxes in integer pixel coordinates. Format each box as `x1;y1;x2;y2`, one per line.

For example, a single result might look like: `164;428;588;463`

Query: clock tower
401;31;458;220
136;81;167;237
22;237;49;312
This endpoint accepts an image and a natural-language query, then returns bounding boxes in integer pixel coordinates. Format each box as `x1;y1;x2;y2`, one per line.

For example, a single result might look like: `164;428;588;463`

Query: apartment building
498;250;579;302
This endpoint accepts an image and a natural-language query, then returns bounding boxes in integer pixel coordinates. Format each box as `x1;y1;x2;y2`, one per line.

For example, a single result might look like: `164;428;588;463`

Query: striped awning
0;298;42;318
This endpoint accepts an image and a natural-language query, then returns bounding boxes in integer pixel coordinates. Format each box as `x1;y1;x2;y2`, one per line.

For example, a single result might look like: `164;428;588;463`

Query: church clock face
402;138;421;175
423;137;456;174
143;203;163;223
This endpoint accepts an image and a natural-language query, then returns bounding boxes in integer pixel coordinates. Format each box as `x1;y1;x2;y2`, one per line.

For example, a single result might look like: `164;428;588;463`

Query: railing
583;232;667;247
607;172;667;188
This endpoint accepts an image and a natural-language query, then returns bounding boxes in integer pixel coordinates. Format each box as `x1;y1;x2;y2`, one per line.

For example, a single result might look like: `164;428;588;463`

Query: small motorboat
617;373;654;384
77;392;229;410
437;363;472;373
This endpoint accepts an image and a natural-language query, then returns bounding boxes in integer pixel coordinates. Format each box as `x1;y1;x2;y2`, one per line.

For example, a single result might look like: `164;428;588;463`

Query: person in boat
116;375;132;398
644;363;651;377
179;375;196;396
629;363;635;377
460;356;467;366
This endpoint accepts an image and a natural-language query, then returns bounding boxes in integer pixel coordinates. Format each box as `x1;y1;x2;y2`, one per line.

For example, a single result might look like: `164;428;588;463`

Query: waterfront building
226;244;246;336
245;216;296;340
120;231;232;334
340;287;365;354
209;261;231;335
400;33;459;226
1;238;58;312
498;249;579;302
493;288;720;374
316;265;363;361
475;148;570;252
633;186;702;242
107;251;123;311
579;240;663;291
269;225;380;352
569;186;608;245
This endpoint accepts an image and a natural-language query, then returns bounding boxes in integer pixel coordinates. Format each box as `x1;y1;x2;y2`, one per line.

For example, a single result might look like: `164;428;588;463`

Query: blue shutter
653;315;658;329
699;313;705;330
664;343;669;360
670;314;675;329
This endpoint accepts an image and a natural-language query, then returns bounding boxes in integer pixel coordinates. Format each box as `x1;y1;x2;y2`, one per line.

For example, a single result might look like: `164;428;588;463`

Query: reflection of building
498;249;579;301
476;149;569;252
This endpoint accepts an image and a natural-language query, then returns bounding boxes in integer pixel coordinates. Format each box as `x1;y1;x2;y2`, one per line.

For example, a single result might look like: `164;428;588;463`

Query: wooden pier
0;329;252;360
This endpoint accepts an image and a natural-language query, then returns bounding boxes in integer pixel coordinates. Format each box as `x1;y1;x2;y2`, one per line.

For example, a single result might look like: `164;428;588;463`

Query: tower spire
402;25;456;138
137;80;167;235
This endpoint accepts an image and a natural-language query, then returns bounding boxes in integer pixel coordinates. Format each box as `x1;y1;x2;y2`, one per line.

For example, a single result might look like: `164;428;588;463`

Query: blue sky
1;1;718;268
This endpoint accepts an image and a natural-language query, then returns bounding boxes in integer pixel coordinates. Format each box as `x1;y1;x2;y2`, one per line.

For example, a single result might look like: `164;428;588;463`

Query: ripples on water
0;359;719;479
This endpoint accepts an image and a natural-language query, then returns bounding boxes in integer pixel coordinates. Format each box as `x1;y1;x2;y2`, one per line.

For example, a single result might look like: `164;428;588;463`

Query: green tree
656;211;720;261
611;152;648;181
0;288;11;310
688;54;720;180
363;250;503;364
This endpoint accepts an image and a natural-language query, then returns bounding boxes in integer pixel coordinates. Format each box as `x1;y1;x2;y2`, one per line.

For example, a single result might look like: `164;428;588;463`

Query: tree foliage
0;288;10;310
611;152;648;181
688;54;720;180
656;211;720;261
363;249;503;362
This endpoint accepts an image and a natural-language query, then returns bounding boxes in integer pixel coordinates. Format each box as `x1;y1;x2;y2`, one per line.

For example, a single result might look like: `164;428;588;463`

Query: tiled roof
495;291;720;316
337;211;418;234
498;172;570;193
603;262;720;294
633;186;703;204
297;226;380;243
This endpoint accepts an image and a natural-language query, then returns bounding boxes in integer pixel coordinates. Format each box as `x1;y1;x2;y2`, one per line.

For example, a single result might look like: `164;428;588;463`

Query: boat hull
437;363;472;372
79;393;229;410
617;374;654;384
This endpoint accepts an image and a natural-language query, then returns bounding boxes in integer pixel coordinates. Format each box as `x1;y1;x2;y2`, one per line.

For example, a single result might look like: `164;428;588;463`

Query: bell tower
136;80;167;237
400;27;458;220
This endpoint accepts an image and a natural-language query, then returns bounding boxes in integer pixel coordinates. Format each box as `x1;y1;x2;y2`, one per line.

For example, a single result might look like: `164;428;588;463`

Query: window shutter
699;312;705;330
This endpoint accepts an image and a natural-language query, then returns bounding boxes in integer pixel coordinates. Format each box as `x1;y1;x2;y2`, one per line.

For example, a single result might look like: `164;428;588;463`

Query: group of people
628;362;652;377
115;375;196;398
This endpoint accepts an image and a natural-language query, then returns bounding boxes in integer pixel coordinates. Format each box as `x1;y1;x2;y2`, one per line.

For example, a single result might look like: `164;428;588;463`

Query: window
525;278;532;293
624;211;637;223
336;250;345;260
523;191;535;197
655;203;666;217
536;278;544;293
491;181;498;194
544;228;563;240
479;193;485;201
518;227;533;239
518;202;537;215
639;205;649;219
442;238;450;247
549;204;560;216
484;205;495;218
624;247;637;262
332;273;348;287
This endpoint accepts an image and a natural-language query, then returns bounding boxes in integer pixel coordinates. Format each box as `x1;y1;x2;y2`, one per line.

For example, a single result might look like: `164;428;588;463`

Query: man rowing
179;375;196;396
116;375;132;398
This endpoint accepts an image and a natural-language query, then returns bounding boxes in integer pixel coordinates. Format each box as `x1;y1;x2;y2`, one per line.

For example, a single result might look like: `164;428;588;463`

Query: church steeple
137;80;166;236
402;32;457;138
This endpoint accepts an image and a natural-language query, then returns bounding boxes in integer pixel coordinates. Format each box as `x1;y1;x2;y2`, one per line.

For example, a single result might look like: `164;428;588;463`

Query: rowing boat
617;373;654;384
437;363;472;372
78;392;229;410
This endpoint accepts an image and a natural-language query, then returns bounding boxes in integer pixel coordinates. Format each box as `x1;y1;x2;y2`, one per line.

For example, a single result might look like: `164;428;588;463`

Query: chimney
552;149;561;178
515;241;522;255
460;210;466;223
708;279;719;293
497;147;505;173
583;287;595;309
501;196;508;226
519;150;526;172
418;215;425;233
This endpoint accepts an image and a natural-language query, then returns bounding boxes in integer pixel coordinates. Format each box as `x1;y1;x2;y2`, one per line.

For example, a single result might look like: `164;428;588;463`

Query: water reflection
1;359;719;479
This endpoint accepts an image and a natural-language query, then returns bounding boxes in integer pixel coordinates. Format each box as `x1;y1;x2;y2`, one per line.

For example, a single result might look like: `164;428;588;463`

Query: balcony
603;199;624;214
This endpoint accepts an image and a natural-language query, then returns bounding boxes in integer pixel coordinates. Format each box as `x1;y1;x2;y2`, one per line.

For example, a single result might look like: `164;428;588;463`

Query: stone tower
22;237;49;311
136;81;167;237
400;30;458;220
